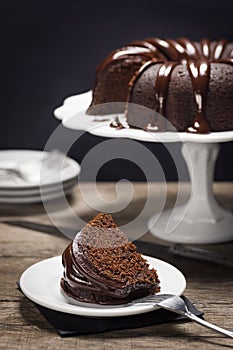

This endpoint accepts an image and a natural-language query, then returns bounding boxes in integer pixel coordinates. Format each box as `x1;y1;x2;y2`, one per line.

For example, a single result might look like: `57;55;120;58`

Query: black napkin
17;282;203;337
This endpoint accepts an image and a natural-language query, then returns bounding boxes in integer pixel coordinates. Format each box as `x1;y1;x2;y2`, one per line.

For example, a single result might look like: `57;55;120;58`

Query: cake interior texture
60;213;160;305
87;38;233;133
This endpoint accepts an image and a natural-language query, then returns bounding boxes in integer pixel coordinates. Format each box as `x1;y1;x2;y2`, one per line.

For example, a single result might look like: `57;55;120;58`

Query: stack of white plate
0;150;80;204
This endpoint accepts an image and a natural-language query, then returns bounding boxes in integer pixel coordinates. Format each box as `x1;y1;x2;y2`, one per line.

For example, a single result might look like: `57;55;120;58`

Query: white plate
0;186;74;203
0;150;80;190
54;91;233;144
0;178;76;197
20;255;186;317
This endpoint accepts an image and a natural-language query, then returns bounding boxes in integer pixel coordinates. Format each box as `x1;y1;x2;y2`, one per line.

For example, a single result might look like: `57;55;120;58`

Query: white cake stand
54;91;233;244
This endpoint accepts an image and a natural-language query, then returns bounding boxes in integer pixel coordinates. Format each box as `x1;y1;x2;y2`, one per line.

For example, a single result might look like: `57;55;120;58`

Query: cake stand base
148;142;233;244
148;206;233;244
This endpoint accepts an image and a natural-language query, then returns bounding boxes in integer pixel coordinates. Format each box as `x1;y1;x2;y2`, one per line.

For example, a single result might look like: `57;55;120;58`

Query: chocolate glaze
61;242;132;305
93;38;233;133
110;116;125;129
154;62;178;131
186;59;211;133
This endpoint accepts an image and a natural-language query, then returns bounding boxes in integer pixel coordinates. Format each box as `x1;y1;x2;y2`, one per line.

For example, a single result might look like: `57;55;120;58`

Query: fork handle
185;311;233;338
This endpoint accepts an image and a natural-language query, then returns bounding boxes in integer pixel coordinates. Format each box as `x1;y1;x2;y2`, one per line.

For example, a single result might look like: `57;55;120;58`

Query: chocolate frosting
61;240;132;303
96;38;233;133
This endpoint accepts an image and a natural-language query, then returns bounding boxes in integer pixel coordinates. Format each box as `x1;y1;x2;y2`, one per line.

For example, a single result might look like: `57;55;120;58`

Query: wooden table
1;182;233;349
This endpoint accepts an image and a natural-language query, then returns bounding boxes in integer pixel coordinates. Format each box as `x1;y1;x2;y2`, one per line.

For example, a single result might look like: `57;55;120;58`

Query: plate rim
19;254;186;318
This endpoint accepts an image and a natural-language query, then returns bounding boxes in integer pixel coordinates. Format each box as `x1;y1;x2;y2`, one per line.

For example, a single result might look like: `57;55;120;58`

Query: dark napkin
17;282;203;337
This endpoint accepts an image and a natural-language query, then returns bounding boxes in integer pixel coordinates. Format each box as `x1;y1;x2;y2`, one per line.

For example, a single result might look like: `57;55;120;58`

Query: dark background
1;0;233;181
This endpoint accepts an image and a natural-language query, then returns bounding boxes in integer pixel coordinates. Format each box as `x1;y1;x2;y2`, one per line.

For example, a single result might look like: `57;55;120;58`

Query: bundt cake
60;213;160;305
87;38;233;133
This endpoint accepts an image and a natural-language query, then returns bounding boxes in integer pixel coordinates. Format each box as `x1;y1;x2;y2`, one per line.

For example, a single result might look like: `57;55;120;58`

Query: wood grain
0;182;233;349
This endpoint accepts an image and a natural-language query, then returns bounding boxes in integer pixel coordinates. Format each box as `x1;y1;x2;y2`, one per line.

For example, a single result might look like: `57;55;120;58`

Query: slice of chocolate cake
60;213;160;305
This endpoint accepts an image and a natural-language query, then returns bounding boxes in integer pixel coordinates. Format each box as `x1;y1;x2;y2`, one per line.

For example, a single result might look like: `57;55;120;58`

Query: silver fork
131;294;233;338
0;169;25;183
0;150;68;183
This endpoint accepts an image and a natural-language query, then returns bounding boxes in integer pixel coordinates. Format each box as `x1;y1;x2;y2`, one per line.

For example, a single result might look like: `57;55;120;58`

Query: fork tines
131;293;174;304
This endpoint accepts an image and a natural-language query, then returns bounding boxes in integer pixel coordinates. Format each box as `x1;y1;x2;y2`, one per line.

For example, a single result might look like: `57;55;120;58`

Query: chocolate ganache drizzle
97;38;233;133
61;241;132;303
61;240;133;304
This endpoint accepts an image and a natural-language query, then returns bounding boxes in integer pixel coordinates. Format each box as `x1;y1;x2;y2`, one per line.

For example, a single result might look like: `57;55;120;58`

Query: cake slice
60;213;160;305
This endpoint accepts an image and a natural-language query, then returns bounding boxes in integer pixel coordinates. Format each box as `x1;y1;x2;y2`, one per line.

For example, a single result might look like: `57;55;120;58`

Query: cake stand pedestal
148;141;233;244
54;91;233;244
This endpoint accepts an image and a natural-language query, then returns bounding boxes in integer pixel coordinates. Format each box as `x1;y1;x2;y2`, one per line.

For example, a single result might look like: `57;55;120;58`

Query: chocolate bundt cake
60;213;160;305
87;38;233;133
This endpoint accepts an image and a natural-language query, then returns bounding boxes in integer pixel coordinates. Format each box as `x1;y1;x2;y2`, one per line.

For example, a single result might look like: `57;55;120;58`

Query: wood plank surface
0;182;233;350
